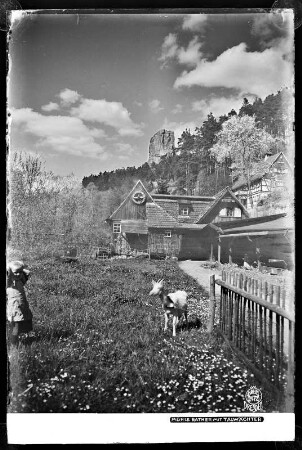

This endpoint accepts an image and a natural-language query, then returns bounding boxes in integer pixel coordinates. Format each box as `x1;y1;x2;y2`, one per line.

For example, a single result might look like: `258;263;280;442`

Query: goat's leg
184;311;188;330
172;315;178;337
164;313;169;332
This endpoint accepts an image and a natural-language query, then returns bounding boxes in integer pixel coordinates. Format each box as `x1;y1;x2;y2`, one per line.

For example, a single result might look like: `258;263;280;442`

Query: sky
8;10;294;180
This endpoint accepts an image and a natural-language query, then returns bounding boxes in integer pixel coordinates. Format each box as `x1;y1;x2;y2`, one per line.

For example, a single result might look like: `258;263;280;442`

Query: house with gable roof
106;180;249;260
232;151;292;210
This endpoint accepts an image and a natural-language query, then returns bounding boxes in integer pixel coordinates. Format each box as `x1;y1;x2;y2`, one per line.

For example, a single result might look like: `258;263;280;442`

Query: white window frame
164;230;172;238
113;222;121;233
179;206;189;216
226;207;235;217
220;207;238;217
234;207;242;218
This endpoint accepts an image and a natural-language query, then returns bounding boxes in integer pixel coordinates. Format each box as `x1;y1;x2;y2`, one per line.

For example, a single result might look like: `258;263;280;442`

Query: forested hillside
82;88;292;196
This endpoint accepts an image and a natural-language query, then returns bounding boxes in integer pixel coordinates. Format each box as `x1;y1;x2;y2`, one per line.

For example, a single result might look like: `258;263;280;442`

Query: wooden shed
218;214;294;269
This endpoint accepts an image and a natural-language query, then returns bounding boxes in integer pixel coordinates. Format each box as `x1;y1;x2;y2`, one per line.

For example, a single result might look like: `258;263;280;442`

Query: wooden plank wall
149;232;180;256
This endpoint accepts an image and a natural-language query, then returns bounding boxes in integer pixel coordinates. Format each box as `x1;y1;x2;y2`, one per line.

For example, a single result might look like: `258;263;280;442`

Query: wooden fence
208;272;295;411
220;269;293;314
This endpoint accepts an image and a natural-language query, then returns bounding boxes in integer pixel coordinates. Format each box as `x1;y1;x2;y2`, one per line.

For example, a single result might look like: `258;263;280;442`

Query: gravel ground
178;260;221;297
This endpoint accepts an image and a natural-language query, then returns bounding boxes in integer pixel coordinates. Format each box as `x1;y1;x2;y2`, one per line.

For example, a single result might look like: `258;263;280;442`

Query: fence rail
208;274;295;411
222;269;293;313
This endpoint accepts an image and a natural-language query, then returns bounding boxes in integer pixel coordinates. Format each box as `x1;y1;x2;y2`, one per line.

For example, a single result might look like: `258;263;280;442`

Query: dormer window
179;206;189;216
226;207;234;217
219;207;241;218
164;230;172;238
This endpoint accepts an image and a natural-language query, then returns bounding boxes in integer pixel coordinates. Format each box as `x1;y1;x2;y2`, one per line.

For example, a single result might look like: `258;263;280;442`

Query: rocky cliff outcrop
148;129;175;165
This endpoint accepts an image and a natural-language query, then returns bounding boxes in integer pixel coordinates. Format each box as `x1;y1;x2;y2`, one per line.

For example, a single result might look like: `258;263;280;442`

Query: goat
149;279;188;337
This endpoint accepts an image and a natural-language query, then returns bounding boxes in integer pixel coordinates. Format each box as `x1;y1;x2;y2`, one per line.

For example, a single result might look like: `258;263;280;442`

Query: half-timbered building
232;152;292;209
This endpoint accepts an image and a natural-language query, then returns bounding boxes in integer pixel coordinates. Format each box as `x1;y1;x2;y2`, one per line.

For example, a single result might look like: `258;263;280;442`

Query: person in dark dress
7;260;33;346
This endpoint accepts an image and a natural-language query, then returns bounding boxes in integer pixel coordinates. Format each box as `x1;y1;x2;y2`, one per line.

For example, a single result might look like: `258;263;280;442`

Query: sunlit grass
7;258;279;413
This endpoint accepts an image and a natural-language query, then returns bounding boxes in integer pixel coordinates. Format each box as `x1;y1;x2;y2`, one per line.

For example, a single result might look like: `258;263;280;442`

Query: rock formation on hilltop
148;129;175;165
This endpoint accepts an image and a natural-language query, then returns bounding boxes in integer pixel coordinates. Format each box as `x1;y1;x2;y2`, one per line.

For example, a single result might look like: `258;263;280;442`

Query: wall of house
178;229;218;260
113;200;148;220
125;233;148;251
234;157;291;210
206;199;248;224
234;180;271;209
113;232;148;254
148;230;181;257
120;220;148;234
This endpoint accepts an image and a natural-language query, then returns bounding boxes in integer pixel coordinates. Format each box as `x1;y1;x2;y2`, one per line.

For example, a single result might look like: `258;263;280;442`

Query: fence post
207;275;216;334
285;321;295;412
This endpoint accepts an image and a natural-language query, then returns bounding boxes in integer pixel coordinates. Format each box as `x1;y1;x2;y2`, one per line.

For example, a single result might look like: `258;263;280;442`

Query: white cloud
174;42;293;98
251;11;293;49
159;34;203;68
192;95;255;119
41;102;59;112
177;37;203;67
182;14;208;32
148;99;164;114
134;100;143;107
162;118;198;144
159;33;179;65
11;108;106;159
115;142;134;154
172;104;183;114
39;135;107;159
58;88;81;106
71;98;143;136
115;142;135;160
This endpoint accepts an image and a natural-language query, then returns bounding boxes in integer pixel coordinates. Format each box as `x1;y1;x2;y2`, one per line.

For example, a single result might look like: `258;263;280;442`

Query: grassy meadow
7;257;279;413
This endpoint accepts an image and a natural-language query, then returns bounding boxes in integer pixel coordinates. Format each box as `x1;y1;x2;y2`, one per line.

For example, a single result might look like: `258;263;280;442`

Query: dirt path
178;260;221;297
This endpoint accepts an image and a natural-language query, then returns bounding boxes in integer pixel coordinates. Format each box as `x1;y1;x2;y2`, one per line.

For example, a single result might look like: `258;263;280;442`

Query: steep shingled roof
220;215;293;235
154;198;212;223
152;199;179;219
232;152;290;191
146;202;178;228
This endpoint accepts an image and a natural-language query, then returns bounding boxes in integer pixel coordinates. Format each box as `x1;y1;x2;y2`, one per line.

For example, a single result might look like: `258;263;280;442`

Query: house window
132;191;146;204
219;207;238;217
226;207;234;217
164;230;172;238
179;206;189;216
113;222;121;233
234;207;242;218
